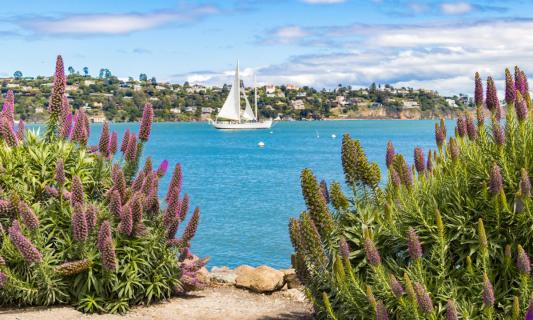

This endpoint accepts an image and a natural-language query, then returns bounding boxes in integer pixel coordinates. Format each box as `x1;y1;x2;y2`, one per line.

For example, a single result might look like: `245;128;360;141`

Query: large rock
282;269;301;289
209;266;237;284
235;265;285;293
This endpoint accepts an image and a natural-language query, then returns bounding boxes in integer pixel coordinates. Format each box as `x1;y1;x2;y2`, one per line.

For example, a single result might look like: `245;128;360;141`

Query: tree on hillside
139;73;148;82
151;77;157;85
13;70;23;79
99;68;105;78
83;67;89;77
68;66;75;75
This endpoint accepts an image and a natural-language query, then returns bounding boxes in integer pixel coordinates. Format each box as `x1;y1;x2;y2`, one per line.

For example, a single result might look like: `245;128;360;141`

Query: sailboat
210;62;273;130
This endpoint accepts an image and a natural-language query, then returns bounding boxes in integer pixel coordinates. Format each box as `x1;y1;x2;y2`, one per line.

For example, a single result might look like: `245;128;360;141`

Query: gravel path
0;286;313;320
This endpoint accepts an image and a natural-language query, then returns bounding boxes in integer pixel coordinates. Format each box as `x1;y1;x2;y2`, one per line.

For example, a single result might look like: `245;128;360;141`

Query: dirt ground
0;286;313;320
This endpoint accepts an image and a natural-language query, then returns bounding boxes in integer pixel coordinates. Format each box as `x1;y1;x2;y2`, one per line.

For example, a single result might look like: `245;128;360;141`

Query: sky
1;0;533;95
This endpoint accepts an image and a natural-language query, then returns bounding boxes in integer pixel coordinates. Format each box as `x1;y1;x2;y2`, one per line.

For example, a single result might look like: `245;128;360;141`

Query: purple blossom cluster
18;201;39;231
407;227;422;261
8;221;42;264
489;163;503;196
386;141;395;168
413;147;425;174
70;176;84;206
482;273;495;307
338;238;350;259
414;282;433;313
517;245;531;274
364;237;381;266
71;204;88;242
97;220;117;271
139;103;153;142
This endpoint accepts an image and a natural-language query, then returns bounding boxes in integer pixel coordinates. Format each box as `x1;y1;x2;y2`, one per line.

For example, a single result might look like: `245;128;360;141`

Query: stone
234;265;254;276
235;265;285;293
209;266;237;284
283;269;302;289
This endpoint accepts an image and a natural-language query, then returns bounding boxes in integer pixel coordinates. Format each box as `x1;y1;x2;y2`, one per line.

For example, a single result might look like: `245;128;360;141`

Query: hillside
1;74;473;122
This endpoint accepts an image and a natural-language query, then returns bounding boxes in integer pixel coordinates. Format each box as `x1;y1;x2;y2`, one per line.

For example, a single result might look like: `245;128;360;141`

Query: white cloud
182;19;533;96
440;2;472;14
263;26;310;44
301;0;346;3
21;5;218;35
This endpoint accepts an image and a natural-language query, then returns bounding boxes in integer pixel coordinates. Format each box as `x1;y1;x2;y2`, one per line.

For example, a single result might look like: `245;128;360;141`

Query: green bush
0;56;204;313
289;67;533;319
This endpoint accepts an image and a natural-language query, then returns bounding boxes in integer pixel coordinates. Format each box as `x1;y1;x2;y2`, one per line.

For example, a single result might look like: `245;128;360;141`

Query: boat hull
211;119;273;130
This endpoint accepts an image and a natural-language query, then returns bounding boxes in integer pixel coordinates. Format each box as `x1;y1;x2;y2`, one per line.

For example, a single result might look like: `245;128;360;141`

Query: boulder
209;266;237;285
235;265;285;293
282;269;302;289
234;265;254;276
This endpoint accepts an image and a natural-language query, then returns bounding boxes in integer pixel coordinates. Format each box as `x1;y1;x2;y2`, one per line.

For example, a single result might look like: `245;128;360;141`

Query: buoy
258;141;265;147
331;134;337;138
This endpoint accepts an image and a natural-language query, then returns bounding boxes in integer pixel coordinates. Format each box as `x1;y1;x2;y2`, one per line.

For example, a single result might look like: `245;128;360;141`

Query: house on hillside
402;100;420;109
291;99;305;110
265;85;276;94
445;98;458;108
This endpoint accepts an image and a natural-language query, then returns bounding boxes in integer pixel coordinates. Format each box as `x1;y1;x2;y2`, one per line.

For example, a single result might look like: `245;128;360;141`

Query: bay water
49;120;451;268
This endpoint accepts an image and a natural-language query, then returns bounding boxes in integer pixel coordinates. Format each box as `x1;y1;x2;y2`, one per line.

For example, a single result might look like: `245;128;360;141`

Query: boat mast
254;73;258;121
235;60;241;123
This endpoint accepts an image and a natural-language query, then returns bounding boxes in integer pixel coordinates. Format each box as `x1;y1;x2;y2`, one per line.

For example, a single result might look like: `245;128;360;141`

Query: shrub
0;56;205;313
289;67;533;319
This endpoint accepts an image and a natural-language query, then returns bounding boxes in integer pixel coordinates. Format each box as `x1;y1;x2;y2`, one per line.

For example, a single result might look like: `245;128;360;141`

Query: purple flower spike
139;103;154;142
48;55;66;114
489;163;503;196
16;120;25;141
414;282;434;313
98;122;110;157
386;141;395;168
179;193;190;221
456;117;466;138
157;160;169;177
118;205;133;236
505;68;516;105
364;237;381;266
515;66;526;96
70;176;84;206
125;134;138;162
18;201;39;231
55;159;65;187
446;300;458;320
435;122;445;148
61;113;73;139
8;221;42;264
515;93;528;121
109;131;118;155
339;237;351;259
466;114;477;140
2;90;15;122
475;72;483;107
391;168;401;187
517;245;531;274
375;300;389;320
182;207;200;242
486;77;500;115
482;273;495;307
120;129;130;153
166;164;183;202
85;204;97;231
492;122;505;146
414;147;425;174
389;275;405;298
0;118;18;147
97;221;117;271
71;204;88;242
108;190;122;218
407;227;423;260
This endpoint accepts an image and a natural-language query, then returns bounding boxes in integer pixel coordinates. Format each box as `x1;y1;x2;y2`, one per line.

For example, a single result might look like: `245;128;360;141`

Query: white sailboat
210;62;273;130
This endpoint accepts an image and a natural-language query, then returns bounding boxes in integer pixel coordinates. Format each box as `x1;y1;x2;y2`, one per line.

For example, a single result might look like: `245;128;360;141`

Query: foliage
289;67;533;319
0;56;206;313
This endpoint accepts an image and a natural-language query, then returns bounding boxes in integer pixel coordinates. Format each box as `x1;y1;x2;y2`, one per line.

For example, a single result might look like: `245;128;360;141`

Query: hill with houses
1;73;473;123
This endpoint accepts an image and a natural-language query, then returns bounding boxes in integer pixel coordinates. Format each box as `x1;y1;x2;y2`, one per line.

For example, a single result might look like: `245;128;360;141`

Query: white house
445;98;458;108
291;100;305;110
402;100;420;109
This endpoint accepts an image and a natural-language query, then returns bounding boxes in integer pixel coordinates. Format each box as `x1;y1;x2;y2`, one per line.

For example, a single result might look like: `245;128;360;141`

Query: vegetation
289;67;533;319
0;56;205;313
3;69;469;122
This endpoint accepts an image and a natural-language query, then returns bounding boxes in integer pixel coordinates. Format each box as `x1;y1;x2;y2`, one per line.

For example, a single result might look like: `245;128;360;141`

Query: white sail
241;88;256;121
217;64;241;121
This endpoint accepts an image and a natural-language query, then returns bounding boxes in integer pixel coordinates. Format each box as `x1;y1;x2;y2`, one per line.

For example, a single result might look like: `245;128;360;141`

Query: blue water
36;120;452;268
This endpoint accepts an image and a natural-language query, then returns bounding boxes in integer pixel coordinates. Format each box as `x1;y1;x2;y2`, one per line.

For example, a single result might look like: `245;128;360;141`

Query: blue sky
1;0;532;95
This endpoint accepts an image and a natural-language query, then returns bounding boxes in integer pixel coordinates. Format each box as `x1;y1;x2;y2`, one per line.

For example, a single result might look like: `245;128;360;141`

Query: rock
235;265;285;293
209;266;237;284
283;269;302;289
274;288;307;303
197;267;210;285
234;265;254;276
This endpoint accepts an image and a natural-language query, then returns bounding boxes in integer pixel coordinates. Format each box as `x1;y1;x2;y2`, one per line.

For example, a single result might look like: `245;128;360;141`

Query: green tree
13;70;22;79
